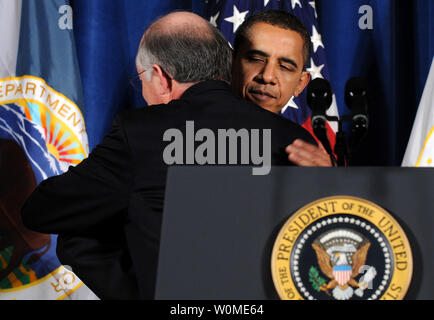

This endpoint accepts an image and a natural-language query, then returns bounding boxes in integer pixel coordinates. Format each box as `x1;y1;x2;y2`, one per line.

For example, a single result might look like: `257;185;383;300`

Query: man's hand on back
286;139;333;167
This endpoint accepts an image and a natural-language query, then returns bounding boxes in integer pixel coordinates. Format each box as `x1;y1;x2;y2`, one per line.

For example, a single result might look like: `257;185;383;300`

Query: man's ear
152;64;172;97
294;71;310;98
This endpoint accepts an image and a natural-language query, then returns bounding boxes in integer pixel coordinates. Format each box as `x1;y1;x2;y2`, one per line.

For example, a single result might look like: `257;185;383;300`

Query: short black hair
233;9;312;69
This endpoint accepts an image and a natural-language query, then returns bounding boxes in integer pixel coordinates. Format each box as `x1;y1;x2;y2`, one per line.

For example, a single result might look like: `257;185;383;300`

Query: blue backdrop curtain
317;0;434;165
71;0;434;165
71;0;198;150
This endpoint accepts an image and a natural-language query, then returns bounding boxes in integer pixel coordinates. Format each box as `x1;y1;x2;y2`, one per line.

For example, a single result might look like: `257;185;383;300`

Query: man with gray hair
134;11;232;104
22;12;316;299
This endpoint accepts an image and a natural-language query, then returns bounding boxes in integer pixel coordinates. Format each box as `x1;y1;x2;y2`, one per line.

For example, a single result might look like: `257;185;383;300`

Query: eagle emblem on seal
311;229;377;300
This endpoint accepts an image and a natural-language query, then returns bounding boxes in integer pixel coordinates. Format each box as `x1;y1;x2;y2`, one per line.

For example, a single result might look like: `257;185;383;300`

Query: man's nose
258;62;277;85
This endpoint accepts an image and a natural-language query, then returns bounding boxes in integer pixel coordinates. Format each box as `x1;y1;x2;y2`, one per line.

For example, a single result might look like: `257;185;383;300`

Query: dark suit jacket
22;80;316;299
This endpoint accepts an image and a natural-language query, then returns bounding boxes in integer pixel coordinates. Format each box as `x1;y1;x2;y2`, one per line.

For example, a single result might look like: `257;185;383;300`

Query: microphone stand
334;120;348;166
323;114;353;167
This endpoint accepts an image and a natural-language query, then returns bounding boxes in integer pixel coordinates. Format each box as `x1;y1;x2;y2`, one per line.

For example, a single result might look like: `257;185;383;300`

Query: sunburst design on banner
18;99;85;166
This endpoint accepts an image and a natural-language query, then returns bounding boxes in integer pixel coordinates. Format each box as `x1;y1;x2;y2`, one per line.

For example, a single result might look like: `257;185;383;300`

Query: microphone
306;78;334;157
345;77;369;152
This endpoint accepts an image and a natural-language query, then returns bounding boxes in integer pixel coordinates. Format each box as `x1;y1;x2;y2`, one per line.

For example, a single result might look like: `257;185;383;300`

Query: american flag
203;0;338;149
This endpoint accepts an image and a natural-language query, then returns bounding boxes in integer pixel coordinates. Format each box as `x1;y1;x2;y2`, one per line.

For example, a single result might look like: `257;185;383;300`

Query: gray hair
136;20;232;83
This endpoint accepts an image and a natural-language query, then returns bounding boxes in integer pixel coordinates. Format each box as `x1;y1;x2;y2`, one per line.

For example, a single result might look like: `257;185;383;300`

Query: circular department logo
271;196;413;300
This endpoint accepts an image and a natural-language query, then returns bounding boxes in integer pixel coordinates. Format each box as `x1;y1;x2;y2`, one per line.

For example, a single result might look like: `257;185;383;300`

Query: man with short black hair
22;11;316;299
232;9;332;166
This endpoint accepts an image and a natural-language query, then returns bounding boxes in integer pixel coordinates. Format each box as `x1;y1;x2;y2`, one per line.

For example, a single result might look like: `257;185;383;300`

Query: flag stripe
0;0;22;78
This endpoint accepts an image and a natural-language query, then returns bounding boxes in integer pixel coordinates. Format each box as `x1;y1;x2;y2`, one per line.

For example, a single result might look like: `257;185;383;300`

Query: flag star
307;58;324;79
309;1;318;18
264;0;270;6
224;5;249;33
291;0;302;10
210;12;220;27
281;97;299;113
311;25;324;53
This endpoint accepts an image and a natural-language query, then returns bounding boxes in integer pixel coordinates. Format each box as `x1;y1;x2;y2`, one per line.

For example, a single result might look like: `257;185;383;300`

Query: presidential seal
271;196;413;300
